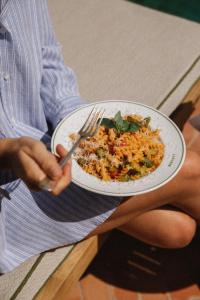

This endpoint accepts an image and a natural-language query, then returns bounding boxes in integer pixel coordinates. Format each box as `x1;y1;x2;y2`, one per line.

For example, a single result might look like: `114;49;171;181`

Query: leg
119;208;196;248
88;150;200;248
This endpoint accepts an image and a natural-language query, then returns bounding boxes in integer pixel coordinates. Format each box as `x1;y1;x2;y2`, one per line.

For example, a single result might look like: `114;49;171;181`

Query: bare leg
119;208;196;248
88;151;200;248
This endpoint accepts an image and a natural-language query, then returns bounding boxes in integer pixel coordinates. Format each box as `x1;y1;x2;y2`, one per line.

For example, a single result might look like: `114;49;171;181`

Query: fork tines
82;107;105;136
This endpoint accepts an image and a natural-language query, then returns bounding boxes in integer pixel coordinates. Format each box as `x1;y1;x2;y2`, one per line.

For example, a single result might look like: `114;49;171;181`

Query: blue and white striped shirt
0;0;122;273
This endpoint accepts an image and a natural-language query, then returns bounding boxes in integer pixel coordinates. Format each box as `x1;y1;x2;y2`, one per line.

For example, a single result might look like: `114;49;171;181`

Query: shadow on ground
82;229;200;293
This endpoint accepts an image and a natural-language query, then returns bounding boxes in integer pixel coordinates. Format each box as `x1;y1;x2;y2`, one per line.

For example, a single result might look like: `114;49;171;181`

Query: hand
1;137;71;195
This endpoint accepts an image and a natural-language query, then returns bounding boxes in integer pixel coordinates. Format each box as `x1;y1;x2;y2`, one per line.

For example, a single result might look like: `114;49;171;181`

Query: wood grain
183;77;200;104
34;234;108;300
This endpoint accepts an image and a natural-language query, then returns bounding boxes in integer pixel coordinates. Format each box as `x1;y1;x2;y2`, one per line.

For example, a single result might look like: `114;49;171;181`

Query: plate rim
51;100;186;197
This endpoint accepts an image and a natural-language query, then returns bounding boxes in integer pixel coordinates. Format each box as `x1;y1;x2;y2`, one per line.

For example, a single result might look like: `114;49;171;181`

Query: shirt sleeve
39;1;85;130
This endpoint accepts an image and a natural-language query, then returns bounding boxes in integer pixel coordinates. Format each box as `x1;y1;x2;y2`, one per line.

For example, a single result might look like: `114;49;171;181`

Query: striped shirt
0;1;5;12
0;0;122;273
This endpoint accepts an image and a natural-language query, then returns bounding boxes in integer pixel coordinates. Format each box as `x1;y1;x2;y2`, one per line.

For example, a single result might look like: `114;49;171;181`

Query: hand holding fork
39;107;105;192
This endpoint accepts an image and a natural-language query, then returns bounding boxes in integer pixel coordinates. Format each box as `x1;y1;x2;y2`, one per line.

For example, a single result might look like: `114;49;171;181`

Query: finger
56;144;68;158
51;162;72;196
62;156;72;170
27;143;62;181
15;151;47;190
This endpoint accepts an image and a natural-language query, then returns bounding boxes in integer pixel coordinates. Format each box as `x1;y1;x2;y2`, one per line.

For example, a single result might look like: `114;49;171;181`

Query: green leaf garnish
140;158;153;168
113;111;129;132
116;120;130;132
127;122;140;132
114;111;124;129
101;111;142;133
101;118;115;129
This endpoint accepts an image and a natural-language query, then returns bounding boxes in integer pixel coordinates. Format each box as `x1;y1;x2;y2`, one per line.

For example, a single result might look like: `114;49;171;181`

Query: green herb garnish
101;111;141;133
100;118;115;129
140;158;154;168
127;122;140;132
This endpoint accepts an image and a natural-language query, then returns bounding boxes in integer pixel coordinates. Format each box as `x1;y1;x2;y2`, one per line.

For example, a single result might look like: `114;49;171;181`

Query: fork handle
59;136;82;168
39;136;82;192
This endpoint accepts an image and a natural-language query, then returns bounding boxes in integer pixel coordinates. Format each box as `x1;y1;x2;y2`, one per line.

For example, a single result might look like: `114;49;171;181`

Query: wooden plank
34;234;108;300
170;78;200;130
183;77;200;104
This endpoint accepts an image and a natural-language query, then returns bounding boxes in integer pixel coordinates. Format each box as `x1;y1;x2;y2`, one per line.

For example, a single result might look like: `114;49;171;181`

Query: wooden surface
170;78;200;130
183;77;200;104
34;234;108;300
34;79;200;300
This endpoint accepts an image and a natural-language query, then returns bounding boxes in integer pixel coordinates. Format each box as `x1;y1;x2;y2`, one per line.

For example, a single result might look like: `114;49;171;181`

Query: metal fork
39;106;105;192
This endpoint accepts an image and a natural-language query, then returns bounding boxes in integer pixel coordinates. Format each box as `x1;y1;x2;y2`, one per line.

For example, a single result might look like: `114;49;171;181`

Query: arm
39;1;85;130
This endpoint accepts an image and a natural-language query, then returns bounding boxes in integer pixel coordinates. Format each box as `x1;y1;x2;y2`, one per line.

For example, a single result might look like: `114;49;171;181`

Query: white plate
51;100;186;197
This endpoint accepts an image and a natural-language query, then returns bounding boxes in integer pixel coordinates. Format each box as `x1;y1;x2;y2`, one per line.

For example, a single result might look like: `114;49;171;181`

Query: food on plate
70;111;164;181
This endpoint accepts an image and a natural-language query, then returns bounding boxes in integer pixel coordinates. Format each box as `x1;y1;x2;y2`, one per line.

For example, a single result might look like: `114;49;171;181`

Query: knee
160;218;196;248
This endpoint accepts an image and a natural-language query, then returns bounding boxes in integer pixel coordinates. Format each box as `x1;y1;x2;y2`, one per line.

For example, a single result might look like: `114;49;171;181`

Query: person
0;0;200;273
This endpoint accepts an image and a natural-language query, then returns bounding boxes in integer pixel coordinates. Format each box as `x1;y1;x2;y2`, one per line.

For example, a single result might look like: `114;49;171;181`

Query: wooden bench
1;0;200;299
